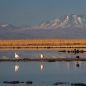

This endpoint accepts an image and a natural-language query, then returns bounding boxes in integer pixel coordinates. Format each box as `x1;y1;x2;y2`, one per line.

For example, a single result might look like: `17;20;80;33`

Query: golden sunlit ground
0;39;86;50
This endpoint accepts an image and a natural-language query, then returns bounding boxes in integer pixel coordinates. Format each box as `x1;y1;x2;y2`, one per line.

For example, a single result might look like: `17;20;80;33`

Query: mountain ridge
0;14;86;39
0;14;86;29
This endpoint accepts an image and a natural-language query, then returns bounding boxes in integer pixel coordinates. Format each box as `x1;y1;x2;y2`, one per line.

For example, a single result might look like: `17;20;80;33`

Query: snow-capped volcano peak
33;14;86;29
59;14;84;28
0;14;86;30
69;15;82;25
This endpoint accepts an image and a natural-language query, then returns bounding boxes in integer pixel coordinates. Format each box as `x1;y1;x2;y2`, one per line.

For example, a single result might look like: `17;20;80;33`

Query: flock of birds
14;50;82;72
15;53;44;59
14;53;44;72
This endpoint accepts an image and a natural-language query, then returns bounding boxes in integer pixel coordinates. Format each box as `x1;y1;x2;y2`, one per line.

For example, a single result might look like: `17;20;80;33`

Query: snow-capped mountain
0;24;18;33
33;14;86;29
0;14;86;30
0;14;86;39
0;24;16;28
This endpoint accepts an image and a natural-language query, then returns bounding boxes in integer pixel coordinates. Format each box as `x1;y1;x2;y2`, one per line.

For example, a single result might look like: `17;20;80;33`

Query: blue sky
0;0;86;26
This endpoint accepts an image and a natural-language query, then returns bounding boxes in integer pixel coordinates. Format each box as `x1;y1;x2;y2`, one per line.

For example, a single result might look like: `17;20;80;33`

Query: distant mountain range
32;14;86;29
0;14;86;39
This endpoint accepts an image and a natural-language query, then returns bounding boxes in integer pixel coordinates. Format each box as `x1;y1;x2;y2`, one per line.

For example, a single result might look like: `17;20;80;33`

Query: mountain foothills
0;14;86;39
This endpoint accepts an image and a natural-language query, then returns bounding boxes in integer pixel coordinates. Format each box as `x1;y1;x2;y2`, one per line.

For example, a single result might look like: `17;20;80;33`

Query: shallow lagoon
0;50;86;86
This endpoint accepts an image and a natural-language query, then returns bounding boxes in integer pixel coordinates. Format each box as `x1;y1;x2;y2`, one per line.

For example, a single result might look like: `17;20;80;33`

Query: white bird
40;54;44;59
15;53;20;59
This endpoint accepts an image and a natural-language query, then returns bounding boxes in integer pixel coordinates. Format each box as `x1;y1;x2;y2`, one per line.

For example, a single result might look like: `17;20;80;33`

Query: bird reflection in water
40;64;44;71
65;61;81;71
76;61;80;68
15;64;20;72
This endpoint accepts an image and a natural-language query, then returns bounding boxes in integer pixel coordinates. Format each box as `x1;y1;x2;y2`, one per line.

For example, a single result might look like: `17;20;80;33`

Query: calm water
0;50;86;86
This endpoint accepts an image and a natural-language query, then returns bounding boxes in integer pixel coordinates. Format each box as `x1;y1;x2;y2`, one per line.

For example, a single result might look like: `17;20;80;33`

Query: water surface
0;50;86;86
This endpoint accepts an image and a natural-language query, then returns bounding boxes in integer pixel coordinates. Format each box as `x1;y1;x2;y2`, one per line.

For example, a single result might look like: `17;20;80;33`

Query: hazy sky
0;0;86;26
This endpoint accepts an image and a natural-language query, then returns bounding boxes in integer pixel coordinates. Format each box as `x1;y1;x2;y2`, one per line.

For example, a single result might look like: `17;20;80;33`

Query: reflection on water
0;50;86;86
64;61;81;72
13;62;82;73
15;64;20;72
40;64;44;71
14;63;45;72
0;61;86;86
